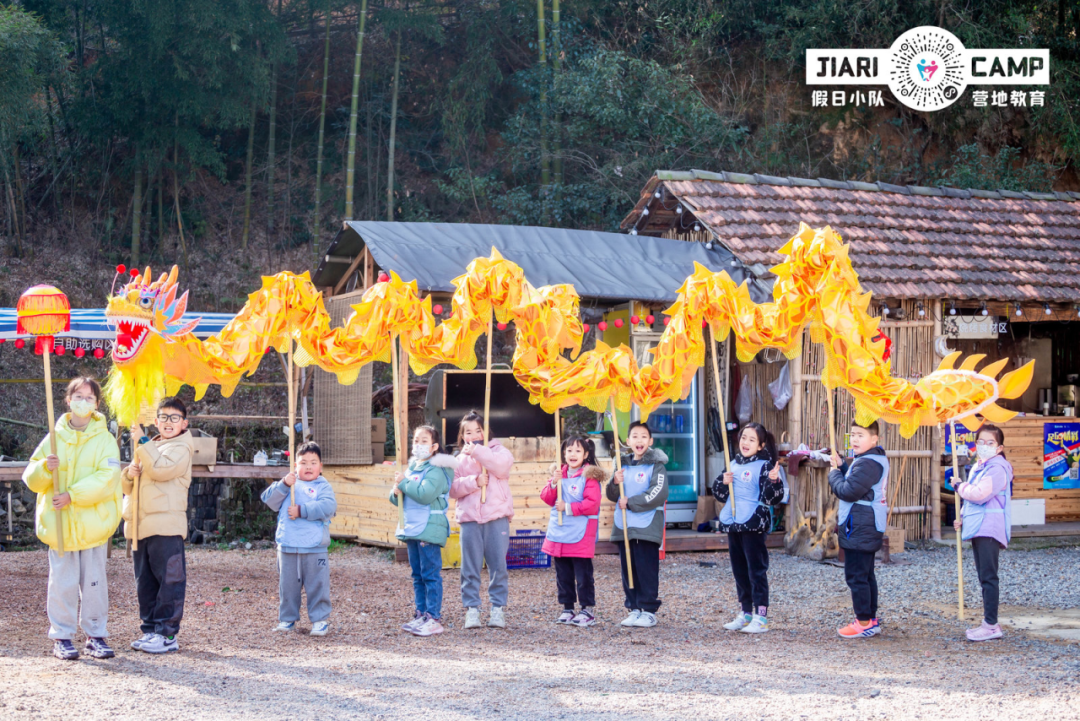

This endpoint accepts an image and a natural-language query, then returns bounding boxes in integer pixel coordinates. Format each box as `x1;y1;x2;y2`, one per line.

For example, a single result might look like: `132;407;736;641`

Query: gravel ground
2;544;1079;720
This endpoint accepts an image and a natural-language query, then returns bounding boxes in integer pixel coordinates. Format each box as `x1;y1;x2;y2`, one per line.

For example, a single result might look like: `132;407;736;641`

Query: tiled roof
620;170;1080;302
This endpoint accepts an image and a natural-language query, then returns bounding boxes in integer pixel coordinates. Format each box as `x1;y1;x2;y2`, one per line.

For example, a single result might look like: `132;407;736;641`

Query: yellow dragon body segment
104;224;1033;435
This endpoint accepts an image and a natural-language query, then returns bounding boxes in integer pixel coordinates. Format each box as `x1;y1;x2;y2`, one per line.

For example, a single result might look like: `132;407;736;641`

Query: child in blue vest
606;421;668;628
541;436;606;628
828;420;888;639
391;425;457;637
260;441;338;637
711;422;786;634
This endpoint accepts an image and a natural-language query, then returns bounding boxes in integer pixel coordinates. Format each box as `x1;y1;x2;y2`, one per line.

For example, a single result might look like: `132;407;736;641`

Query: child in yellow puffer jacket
22;377;122;661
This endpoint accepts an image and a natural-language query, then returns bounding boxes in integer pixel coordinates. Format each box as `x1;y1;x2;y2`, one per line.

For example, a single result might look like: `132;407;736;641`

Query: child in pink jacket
450;411;515;629
953;423;1013;642
541;435;606;628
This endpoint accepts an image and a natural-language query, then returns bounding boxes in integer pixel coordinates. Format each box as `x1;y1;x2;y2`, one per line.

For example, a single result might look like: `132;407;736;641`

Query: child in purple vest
953;423;1013;642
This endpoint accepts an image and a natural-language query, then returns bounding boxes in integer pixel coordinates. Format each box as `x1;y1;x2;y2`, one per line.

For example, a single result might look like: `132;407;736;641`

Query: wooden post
708;326;734;517
610;399;633;589
950;419;965;620
481;311;494;504
42;350;64;557
885;455;909;529
931;300;943;541
287;339;296;506
555;408;563;525
391;337;405;531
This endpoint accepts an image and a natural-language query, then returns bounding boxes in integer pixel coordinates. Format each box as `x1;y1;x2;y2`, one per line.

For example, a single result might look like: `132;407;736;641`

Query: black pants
971;536;1001;625
617;539;661;613
554;556;595;609
843;548;878;622
728;531;769;614
133;535;187;637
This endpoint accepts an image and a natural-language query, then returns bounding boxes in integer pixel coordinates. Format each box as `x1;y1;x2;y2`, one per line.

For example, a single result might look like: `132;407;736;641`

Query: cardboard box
371;418;387;443
370;443;385;464
1011;498;1046;526
189;429;218;471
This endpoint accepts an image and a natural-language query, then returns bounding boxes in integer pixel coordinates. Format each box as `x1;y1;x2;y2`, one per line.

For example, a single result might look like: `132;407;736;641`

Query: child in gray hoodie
260;441;337;636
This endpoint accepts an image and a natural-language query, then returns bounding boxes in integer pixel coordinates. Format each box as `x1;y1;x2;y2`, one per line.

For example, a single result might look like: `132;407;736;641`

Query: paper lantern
663;316;671;326
54;344;65;356
432;304;444;315
17;285;70;354
583;323;590;333
14;339;25;349
129;267;139;277
377;271;389;283
614;318;624;328
597;321;608;332
93;348;105;359
497;322;507;331
646;314;655;324
74;347;85;358
116;264;127;275
630;315;640;325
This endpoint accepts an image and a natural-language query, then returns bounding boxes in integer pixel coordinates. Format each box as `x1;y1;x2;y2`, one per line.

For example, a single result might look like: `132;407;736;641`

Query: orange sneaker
837;618;880;639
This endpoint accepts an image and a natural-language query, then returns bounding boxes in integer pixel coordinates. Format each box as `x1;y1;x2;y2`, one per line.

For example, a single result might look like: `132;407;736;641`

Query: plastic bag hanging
768;361;792;411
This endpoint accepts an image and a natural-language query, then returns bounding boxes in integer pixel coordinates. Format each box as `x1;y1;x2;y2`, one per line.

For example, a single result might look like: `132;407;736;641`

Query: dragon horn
979;357;1009;379
998;360;1036;400
937;351;962;371
166;265;178;289
958;354;986;371
143;266;151;282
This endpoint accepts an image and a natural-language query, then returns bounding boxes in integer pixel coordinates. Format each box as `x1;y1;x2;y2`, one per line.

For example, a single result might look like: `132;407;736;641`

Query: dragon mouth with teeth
112;316;153;363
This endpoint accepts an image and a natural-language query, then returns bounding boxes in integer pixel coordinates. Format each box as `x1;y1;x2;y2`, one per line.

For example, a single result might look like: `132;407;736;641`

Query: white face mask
70;399;96;418
976;444;998;461
412;444;433;460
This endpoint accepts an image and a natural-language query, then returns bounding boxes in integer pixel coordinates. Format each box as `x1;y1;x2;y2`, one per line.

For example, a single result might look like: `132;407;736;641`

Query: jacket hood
623;447;668;465
428;453;457;469
153;430;194;452
855;446;887;459
55;411;111;444
584;465;607;482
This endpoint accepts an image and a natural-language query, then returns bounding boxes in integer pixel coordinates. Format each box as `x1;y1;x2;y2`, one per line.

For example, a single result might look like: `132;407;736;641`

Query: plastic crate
505;529;551;569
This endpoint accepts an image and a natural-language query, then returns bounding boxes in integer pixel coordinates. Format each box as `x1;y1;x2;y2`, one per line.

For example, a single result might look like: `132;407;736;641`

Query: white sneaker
273;621;296;632
555;609;576;624
140;633;179;654
570;608;596;628
464;607;482;629
412;614;445;637
130;632;155;650
488;606;506;628
724;611;752;631
740;615;769;634
310;621;330;637
620;610;643;627
402;611;425;633
632;611;658;628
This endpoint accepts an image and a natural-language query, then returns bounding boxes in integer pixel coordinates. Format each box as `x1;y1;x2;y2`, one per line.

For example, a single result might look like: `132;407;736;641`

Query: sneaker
84;637;115;659
570;608;596;628
620;610;643;627
837;618;880;639
130;632;155;651
464;607;482;629
412;614;445;637
140;634;178;654
310;621;329;637
724;611;752;631
488;606;506;628
740;615;769;634
53;639;79;661
632;611;658;628
555;609;576;625
966;621;1003;642
273;621;296;632
402;611;425;632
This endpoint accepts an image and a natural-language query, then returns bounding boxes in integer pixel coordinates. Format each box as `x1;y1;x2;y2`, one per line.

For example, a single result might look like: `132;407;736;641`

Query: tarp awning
313;221;771;304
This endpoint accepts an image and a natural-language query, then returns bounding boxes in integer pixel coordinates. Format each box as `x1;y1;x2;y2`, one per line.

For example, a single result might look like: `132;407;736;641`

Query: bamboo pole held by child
950;419;965;620
391;337;405;532
481;311;494;504
610;399;633;589
129;431;139;554
555;408;563;526
707;326;733;518
287;339;296;507
42;350;64;557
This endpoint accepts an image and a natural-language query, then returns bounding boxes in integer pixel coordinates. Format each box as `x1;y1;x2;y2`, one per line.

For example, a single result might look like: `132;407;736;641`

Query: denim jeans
407;539;444;619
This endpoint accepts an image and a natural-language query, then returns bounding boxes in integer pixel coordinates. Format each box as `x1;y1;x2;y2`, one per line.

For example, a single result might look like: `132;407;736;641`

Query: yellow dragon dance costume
105;223;1033;436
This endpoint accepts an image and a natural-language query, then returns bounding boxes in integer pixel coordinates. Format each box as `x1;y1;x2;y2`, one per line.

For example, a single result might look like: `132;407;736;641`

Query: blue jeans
407;540;443;619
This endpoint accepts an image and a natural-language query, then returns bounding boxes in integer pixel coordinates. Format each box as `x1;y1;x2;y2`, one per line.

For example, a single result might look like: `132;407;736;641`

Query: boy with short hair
828;420;888;639
122;396;193;654
605;420;668;628
260;441;337;636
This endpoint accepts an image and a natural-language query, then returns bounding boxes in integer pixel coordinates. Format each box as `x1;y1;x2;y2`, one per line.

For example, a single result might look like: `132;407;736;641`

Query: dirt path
1;546;1078;720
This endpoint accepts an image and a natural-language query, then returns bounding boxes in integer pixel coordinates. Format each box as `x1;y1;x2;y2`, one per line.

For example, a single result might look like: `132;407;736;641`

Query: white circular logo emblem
888;26;967;111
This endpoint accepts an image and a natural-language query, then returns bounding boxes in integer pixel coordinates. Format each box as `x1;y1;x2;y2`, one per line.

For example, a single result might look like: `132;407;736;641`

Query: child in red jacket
541;436;606;628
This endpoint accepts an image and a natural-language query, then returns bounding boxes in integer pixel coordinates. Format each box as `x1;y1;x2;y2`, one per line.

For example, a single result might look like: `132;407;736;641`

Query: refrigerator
631;334;705;525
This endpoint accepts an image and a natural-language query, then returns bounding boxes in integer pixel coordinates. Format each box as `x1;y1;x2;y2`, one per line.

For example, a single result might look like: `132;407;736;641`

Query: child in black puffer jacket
711;423;786;634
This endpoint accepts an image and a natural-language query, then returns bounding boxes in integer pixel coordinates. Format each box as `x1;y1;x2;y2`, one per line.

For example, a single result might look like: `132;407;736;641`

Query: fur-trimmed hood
622;446;668;466
425;452;457;469
547;462;608;483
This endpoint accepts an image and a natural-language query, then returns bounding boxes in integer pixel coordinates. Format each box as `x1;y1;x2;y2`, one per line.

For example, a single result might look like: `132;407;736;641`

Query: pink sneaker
966;622;1003;642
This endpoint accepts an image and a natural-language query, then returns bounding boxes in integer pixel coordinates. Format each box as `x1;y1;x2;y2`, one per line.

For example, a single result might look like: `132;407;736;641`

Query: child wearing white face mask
391;425;457;636
22;377;122;661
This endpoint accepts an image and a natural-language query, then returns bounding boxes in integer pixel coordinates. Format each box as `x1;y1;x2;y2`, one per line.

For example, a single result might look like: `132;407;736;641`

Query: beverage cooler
631;333;705;524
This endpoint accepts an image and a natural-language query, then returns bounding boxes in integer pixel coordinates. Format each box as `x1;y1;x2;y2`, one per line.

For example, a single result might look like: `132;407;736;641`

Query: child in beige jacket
122;397;193;654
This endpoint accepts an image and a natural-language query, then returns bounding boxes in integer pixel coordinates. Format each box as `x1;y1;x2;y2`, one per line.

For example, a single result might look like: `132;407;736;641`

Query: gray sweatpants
278;550;331;623
460;517;510;609
47;544;109;640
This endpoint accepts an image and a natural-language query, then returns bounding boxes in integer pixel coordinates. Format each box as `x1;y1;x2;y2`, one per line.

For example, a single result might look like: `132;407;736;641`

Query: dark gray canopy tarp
314;221;772;304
